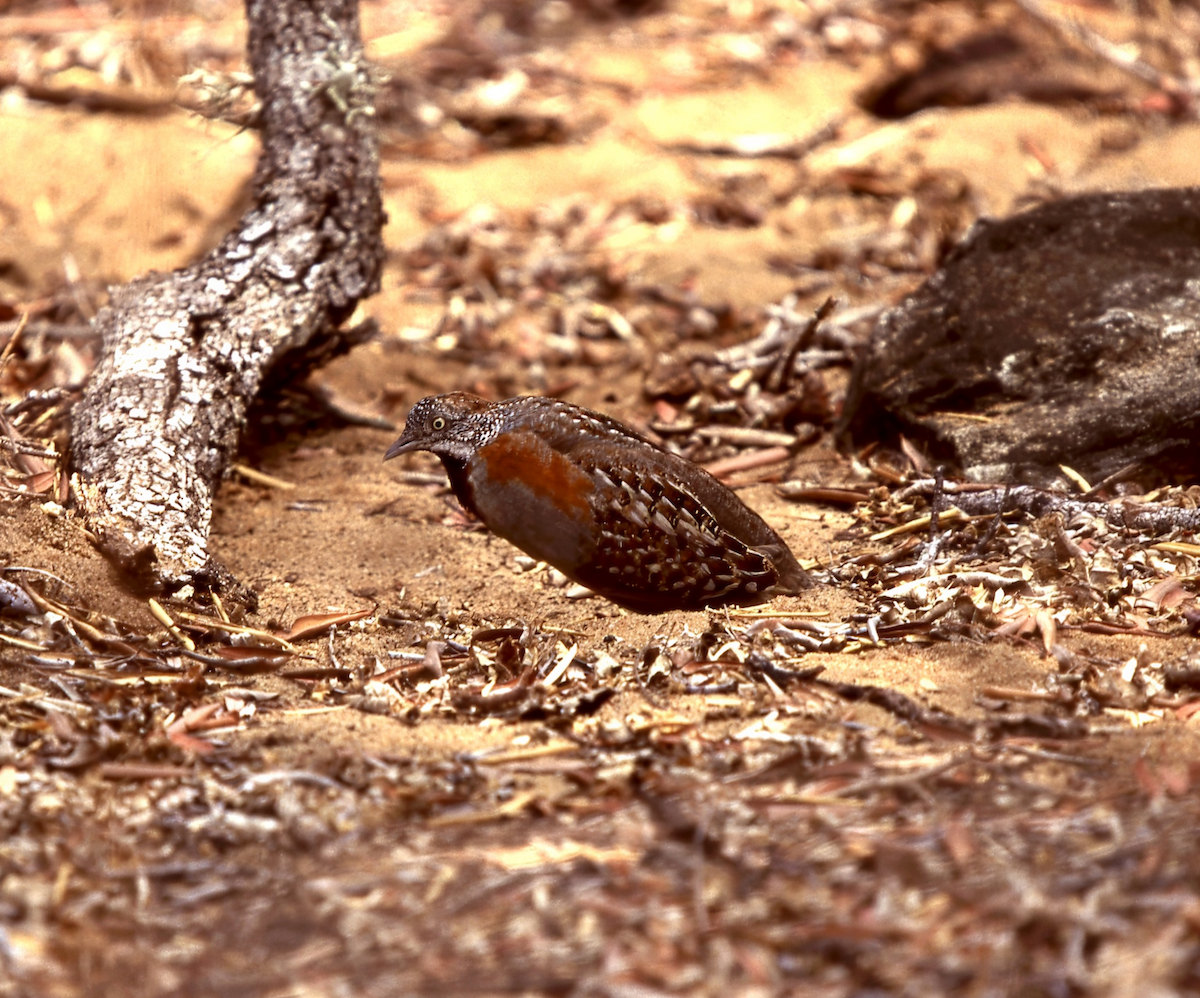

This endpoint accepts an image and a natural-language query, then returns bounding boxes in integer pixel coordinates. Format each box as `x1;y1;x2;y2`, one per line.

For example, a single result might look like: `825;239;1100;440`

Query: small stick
1014;0;1198;109
0;311;29;378
704;446;791;479
148;598;196;652
230;463;296;490
769;296;836;393
636;645;667;709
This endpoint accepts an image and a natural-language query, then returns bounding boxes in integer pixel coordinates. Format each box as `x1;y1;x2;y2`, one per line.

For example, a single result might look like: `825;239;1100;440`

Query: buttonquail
385;393;811;613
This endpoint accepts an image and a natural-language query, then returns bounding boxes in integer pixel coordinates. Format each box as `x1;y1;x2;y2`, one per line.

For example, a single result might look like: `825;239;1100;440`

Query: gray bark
895;480;1200;534
71;0;384;592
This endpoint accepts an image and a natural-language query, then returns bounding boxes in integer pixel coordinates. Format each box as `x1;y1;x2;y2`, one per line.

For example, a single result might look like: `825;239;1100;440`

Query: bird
384;393;811;613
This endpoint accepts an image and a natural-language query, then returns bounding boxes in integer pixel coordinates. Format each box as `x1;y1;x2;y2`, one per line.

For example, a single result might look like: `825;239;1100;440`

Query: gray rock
839;187;1200;484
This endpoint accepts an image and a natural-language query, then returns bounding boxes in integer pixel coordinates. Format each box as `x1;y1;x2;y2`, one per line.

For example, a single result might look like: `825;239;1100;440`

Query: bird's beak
383;434;417;461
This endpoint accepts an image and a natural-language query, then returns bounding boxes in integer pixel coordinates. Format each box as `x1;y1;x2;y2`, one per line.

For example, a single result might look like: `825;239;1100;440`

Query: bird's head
384;393;494;463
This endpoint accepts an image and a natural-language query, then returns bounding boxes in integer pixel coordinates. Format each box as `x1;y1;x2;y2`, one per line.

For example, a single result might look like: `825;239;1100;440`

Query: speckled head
383;393;496;463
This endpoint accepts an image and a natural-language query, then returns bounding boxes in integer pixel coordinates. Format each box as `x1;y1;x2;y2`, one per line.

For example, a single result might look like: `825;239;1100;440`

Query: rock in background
839;187;1200;485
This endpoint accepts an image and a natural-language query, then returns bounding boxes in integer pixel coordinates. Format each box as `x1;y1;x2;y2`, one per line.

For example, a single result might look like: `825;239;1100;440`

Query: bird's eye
431;416;447;430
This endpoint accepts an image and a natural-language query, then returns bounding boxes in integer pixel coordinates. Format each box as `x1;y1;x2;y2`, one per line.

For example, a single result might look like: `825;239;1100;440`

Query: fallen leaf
1138;578;1190;611
284;608;373;641
23;471;56;494
1133;757;1162;798
1158;764;1190;796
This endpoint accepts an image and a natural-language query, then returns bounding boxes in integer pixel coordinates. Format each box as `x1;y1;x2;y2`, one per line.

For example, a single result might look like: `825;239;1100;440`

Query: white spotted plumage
385;392;811;612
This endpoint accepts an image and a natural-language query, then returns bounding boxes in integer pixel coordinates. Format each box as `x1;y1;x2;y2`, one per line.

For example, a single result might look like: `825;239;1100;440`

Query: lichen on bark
71;0;385;595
